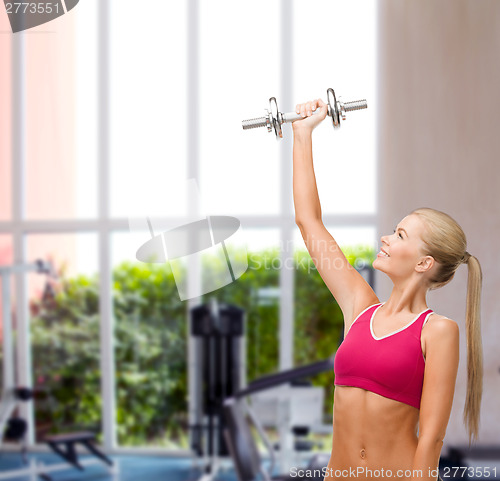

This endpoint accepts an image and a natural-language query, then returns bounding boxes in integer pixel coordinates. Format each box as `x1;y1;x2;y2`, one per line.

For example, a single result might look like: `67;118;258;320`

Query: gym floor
3;452;500;481
0;452;239;481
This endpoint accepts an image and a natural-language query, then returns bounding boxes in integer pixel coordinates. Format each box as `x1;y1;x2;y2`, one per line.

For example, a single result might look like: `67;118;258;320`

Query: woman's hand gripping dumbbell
241;88;367;139
292;98;329;134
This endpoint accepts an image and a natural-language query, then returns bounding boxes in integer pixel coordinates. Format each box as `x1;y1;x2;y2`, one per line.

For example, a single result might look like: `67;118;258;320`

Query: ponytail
410;208;484;445
463;254;483;446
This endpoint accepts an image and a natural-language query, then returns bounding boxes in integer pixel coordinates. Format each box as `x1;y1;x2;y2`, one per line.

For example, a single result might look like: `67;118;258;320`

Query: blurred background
0;0;499;480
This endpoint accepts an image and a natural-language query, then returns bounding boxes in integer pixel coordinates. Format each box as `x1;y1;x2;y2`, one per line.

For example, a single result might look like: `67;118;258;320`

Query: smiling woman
292;98;483;480
374;214;438;283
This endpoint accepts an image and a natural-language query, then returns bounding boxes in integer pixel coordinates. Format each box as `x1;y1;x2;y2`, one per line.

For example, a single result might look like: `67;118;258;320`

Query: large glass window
1;0;376;452
0;19;11;221
199;0;281;216
75;0;99;218
109;0;188;219
24;1;99;220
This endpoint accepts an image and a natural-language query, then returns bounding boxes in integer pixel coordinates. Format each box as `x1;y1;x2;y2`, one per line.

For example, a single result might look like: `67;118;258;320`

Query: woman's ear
416;255;434;273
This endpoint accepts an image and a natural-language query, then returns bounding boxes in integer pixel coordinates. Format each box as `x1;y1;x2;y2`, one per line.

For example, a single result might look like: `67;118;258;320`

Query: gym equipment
0;260;117;480
242;88;367;139
0;432;116;481
223;355;335;481
43;431;113;477
0;260;53;445
249;381;325;452
190;299;245;479
4;417;28;442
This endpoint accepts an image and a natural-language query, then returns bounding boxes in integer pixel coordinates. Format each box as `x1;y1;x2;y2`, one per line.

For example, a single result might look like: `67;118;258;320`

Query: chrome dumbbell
242;88;367;139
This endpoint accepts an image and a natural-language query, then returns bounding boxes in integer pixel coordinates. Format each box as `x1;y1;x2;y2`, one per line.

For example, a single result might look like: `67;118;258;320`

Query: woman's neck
384;281;429;315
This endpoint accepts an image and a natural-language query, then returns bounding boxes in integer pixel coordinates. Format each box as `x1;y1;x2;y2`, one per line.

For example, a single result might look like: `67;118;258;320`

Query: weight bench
0;432;116;481
44;431;113;473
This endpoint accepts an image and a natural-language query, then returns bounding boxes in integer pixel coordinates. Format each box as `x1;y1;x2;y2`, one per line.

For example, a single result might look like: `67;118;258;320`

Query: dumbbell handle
241;111;317;130
242;99;367;130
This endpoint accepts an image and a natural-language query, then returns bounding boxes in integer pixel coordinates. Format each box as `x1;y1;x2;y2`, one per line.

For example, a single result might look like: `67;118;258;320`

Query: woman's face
373;214;433;281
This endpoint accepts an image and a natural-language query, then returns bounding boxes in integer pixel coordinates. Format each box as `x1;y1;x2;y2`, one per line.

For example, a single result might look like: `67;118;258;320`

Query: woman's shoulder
423;312;459;341
422;313;460;360
426;312;456;324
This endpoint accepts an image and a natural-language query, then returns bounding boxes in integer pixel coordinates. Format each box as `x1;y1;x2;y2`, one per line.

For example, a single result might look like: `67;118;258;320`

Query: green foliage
31;263;187;448
31;274;102;435
29;243;374;447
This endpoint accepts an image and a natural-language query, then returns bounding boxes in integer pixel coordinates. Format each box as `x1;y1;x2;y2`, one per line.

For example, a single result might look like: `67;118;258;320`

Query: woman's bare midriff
324;385;421;481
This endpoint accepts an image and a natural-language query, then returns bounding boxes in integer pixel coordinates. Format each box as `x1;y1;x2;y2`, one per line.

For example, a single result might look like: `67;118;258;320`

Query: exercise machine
223;356;335;481
190;299;245;479
0;260;52;446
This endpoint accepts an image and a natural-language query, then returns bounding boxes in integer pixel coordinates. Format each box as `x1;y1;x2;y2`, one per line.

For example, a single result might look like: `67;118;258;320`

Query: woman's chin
372;258;386;273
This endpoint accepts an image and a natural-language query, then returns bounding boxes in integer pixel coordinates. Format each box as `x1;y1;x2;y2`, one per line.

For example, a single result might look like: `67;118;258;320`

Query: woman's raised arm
292;99;378;322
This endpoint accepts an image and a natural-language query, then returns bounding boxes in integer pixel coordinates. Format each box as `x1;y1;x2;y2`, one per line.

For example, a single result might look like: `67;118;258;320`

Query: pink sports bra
334;302;434;410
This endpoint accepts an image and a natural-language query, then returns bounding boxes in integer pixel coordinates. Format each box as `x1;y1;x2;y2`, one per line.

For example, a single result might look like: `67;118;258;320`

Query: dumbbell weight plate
269;97;282;139
327;88;340;129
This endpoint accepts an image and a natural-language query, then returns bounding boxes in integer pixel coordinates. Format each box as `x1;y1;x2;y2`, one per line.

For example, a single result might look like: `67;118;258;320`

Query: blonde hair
410;207;483;446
